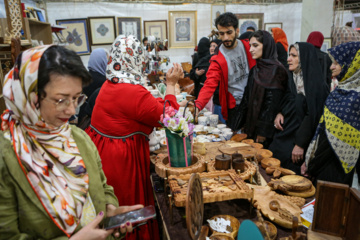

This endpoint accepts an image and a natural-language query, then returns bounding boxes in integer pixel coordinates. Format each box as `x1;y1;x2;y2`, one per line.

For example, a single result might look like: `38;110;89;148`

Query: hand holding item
166;63;184;86
195;68;205;76
69;211;114;240
274;113;284;131
106;204;144;238
292;145;304;163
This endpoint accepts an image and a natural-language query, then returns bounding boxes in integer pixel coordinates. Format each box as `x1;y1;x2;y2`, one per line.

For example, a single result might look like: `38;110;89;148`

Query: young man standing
194;12;256;130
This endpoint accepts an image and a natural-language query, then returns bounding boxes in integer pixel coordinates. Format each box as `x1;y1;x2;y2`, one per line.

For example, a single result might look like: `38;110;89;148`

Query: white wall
46;2;302;67
301;0;333;40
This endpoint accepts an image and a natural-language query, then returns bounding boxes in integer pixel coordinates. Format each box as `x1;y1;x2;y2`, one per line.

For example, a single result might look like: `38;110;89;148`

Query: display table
151;166;309;240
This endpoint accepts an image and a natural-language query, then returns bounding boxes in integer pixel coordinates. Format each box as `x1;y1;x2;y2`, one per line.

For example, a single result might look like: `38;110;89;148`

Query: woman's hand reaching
274;113;284;131
166;63;184;86
292;145;304;163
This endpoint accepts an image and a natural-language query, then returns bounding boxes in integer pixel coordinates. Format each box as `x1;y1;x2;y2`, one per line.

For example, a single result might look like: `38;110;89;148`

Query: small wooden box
311;180;360;239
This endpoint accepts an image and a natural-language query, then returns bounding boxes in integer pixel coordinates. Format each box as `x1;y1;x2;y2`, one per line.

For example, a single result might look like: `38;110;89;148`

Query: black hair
249;30;264;44
215;12;238;30
142;37;148;44
38;45;92;98
246;26;256;31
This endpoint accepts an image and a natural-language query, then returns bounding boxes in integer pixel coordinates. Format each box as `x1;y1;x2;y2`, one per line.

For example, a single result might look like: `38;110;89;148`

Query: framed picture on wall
264;22;283;33
88;16;116;45
211;4;226;29
235;13;264;34
117;17;142;41
56;18;90;55
144;20;167;41
321;38;332;52
168;11;197;49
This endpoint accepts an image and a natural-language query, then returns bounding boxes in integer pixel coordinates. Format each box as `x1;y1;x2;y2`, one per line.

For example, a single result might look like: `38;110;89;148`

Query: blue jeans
213;104;226;124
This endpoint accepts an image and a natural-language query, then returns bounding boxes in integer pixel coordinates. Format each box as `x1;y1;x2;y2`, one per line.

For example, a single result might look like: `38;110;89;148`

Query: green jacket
0;125;119;240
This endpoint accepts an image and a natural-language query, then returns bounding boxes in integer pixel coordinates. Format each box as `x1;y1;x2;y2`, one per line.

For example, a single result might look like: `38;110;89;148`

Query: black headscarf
245;31;288;137
194;37;211;69
210;38;222;47
239;31;253;40
292;42;329;145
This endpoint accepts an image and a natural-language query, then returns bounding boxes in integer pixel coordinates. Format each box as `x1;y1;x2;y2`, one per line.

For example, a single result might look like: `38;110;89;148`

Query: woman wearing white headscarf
85;35;182;240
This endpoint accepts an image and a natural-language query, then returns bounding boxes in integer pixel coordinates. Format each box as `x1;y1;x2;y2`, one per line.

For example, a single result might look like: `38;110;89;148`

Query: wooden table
151;166;309;240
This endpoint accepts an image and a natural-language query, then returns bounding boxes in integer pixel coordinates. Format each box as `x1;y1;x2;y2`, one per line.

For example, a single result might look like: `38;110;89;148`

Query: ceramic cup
212;128;221;135
198;116;208;126
194;125;204;131
222;128;232;133
176;94;184;102
217;124;226;130
209;114;219;127
204;112;212;125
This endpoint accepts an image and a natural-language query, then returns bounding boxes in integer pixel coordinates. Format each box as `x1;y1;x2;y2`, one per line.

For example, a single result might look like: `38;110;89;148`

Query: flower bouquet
160;102;195;167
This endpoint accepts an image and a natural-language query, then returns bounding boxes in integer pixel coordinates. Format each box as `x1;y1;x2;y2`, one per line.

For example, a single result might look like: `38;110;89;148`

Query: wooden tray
255;149;273;162
168;171;252;207
207;160;256;181
268;175;312;192
155;153;206;178
251;185;303;229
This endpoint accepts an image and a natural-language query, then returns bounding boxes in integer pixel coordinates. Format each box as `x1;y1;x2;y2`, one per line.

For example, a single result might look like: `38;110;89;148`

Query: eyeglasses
43;94;87;111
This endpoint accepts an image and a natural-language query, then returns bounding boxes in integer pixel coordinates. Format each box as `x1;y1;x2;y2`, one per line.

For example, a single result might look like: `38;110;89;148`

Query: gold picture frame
211;4;226;29
144;20;168;41
168;11;197;49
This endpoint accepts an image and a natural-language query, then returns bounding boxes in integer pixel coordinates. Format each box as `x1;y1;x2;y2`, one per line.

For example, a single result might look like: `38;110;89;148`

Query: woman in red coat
86;35;182;240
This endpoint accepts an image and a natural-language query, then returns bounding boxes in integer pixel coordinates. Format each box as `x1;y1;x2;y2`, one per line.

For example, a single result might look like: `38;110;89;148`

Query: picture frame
55;31;66;43
264;22;283;33
56;18;91;55
235;13;264;34
168;11;197;49
88;16;116;45
117;17;142;41
211;4;226;29
144;20;168;41
321;38;332;52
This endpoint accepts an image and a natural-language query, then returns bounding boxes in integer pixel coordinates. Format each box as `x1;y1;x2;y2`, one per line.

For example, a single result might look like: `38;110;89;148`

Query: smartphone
103;205;156;230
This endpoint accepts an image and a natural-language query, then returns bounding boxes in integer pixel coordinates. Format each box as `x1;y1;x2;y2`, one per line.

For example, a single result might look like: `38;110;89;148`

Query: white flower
168;119;178;130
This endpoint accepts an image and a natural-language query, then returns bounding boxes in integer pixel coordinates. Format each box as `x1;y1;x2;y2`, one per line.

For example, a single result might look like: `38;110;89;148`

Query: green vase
165;129;193;167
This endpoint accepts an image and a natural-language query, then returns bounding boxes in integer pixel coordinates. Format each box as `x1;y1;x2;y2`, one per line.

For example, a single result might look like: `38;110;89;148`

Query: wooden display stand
25;18;52;44
308;180;360;240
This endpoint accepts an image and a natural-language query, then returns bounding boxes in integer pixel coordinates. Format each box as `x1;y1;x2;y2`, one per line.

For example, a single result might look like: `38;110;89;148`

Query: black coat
269;43;329;174
314;47;332;88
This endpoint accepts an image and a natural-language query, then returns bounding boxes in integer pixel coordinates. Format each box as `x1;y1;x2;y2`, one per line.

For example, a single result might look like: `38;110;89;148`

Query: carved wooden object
186;173;204;240
169;171;252;207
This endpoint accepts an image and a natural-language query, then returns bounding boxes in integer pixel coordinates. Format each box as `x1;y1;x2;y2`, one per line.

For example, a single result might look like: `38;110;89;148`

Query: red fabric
85;81;179;240
195;39;256;120
306;31;324;48
272;28;289;52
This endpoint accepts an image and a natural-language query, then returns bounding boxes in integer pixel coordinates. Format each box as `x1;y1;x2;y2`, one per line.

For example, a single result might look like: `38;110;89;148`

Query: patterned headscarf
1;46;93;237
106;35;147;85
272;28;289;52
306;42;360;174
332;26;360;48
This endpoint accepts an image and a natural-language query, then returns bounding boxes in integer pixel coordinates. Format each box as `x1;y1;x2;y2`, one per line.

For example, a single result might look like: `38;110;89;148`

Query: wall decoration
264;22;283;33
235;13;264;34
144;20;167;41
168;11;197;49
88;16;116;45
117;17;141;41
211;4;226;29
321;38;331;52
56;18;90;55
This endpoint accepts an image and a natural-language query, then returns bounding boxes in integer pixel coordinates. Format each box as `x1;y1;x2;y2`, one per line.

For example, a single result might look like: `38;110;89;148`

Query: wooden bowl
254;220;277;240
210;233;235;240
256;149;273;162
261;158;281;169
241;139;254;144
209;215;240;239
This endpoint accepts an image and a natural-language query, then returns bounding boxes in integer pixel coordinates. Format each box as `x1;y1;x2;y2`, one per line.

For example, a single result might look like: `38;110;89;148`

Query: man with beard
193;12;256;130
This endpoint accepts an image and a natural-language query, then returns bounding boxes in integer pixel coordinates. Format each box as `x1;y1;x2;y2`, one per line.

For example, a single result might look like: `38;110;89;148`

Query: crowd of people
0;10;359;240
